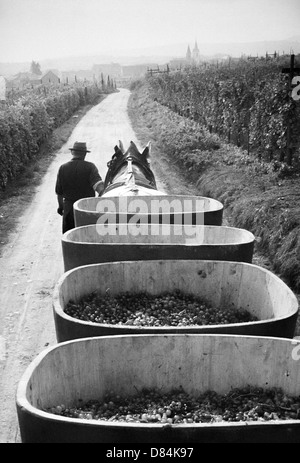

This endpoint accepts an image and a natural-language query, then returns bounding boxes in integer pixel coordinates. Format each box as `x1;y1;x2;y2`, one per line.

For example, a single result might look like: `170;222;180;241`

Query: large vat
73;195;224;227
17;334;300;443
53;260;298;342
62;224;255;271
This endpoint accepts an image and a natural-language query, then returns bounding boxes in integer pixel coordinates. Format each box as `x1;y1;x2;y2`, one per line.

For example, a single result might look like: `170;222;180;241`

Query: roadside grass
128;81;300;333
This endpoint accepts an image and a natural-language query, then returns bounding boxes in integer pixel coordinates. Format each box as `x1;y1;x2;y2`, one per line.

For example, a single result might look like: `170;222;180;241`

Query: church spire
186;45;192;62
192;40;200;64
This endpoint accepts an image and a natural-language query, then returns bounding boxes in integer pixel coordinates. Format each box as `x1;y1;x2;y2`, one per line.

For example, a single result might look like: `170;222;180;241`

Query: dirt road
0;88;167;443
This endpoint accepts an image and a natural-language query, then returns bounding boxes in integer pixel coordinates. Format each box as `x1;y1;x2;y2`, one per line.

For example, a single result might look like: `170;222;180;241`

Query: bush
0;82;111;189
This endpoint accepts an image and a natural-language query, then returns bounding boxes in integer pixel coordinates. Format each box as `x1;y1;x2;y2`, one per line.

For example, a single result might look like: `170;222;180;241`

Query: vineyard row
0;82;115;190
146;60;300;167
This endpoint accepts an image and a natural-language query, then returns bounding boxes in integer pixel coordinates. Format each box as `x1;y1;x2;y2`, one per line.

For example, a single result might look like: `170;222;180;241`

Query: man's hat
69;141;91;153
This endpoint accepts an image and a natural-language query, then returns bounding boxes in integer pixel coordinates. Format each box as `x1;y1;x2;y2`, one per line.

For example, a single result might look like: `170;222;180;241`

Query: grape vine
146;59;300;168
0;82;115;189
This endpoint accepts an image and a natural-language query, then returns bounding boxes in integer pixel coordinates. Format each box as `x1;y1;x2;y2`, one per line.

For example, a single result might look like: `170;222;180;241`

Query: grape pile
46;386;300;423
64;290;258;327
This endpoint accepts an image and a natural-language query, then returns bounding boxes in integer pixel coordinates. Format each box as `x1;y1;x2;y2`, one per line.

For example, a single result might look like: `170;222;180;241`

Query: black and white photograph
0;0;300;446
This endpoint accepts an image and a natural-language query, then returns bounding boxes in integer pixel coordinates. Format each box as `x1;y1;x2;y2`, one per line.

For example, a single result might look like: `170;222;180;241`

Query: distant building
192;41;200;64
5;75;21;89
5;70;60;89
186;45;192;63
41;70;60;85
185;41;201;66
5;72;41;89
166;42;202;69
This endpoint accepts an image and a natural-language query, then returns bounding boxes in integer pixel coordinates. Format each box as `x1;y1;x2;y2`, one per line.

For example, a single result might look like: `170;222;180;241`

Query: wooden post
247;126;250;156
281;54;300;165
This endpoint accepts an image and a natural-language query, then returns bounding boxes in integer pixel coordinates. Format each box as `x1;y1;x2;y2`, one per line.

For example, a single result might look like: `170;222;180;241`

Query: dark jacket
55;158;102;233
55;158;102;202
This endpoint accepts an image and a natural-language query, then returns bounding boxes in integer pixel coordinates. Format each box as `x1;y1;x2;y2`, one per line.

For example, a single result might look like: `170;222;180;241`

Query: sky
0;0;299;63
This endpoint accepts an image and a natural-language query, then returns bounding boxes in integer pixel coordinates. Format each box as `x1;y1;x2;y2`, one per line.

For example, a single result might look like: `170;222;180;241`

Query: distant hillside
1;36;300;76
0;54;172;77
199;37;300;58
129;36;300;59
0;62;30;77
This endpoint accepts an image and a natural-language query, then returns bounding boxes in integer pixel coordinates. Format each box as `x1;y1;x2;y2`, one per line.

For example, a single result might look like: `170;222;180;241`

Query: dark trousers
62;200;75;234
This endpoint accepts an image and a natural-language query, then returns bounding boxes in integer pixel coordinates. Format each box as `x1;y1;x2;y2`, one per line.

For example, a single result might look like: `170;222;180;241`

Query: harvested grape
64;290;258;326
45;386;300;423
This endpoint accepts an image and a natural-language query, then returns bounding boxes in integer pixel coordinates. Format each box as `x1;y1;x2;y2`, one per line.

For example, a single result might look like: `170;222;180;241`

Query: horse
101;140;165;197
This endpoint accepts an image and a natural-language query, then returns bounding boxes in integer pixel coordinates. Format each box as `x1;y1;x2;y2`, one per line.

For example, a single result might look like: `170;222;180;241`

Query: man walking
55;141;104;233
